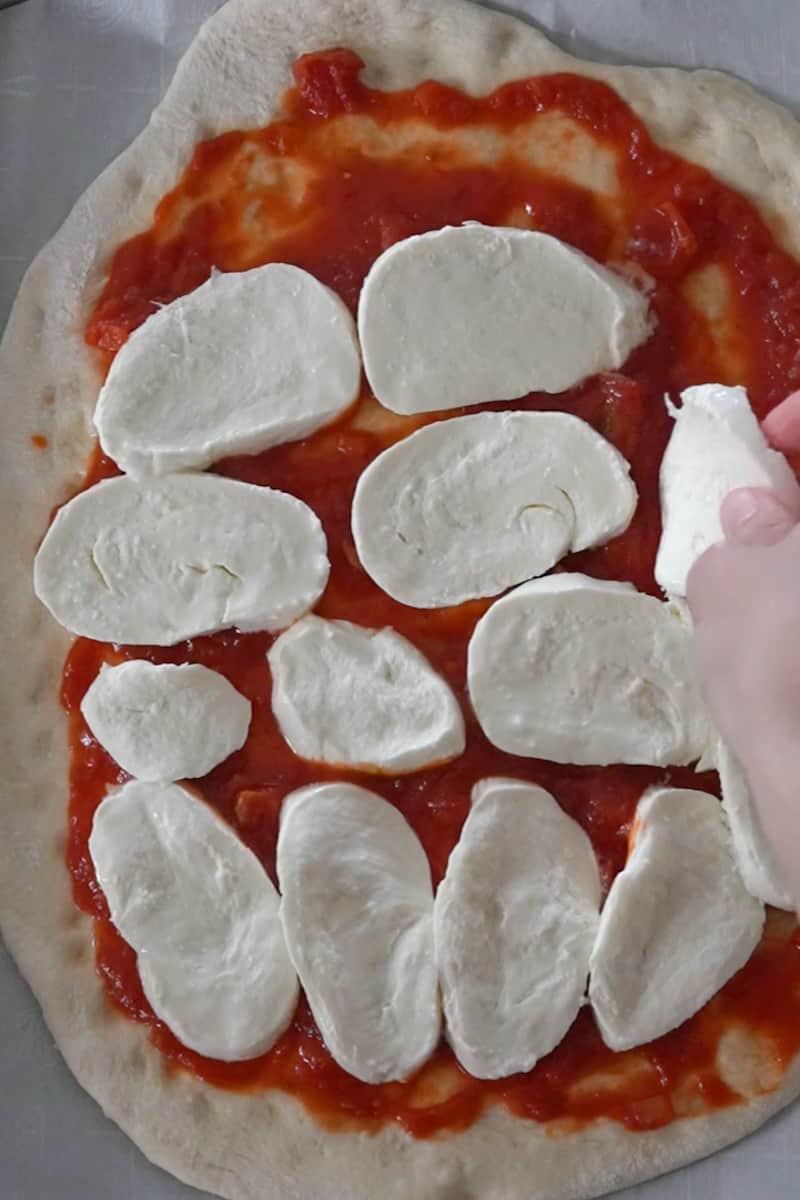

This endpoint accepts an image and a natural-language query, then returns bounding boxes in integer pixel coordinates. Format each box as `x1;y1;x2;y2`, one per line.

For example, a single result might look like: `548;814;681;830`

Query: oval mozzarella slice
655;384;797;597
717;741;794;910
94;265;362;477
33;474;329;645
277;782;440;1082
357;224;651;415
589;786;764;1051
268;615;464;772
81;660;251;781
352;411;637;608
435;778;600;1078
467;574;709;766
89;780;298;1061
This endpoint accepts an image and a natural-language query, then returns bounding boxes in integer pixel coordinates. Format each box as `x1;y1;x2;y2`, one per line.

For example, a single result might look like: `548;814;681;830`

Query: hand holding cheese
688;390;800;911
655;383;798;597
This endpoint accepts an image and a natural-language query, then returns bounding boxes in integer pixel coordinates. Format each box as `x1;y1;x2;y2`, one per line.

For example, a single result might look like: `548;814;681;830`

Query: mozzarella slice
589;786;764;1051
33;473;328;645
268;615;464;772
655;384;797;596
351;411;637;608
277;782;440;1082
89;780;298;1061
467;574;709;766
357;224;651;415
81;660;251;781
94;265;361;477
434;778;600;1079
716;740;794;910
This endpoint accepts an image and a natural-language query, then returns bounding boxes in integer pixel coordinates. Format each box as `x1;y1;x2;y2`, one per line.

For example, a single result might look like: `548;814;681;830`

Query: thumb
721;487;798;546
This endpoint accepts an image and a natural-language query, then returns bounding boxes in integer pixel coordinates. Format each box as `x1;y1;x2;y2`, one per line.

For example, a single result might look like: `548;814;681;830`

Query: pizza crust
1;2;800;1197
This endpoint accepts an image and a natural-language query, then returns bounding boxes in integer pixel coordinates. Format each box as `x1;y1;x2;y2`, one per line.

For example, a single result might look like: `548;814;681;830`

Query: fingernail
722;488;761;527
721;487;796;545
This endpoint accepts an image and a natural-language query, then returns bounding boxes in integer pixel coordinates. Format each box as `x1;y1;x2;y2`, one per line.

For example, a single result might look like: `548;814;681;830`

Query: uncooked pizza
2;2;800;1198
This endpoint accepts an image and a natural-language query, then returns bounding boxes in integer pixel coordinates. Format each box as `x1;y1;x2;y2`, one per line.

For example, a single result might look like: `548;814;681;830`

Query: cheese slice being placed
33;474;329;645
81;660;251;781
589;786;764;1051
351;411;637;608
467;574;709;766
94;265;362;477
268;615;464;772
277;782;440;1083
89;780;298;1061
655;384;797;596
717;740;794;910
434;778;600;1079
358;224;651;415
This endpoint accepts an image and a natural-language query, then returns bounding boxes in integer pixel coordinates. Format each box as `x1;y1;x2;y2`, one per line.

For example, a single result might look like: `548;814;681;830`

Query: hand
687;392;800;908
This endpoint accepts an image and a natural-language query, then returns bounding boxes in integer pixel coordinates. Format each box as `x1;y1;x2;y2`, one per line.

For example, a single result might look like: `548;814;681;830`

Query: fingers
763;390;800;452
720;487;798;546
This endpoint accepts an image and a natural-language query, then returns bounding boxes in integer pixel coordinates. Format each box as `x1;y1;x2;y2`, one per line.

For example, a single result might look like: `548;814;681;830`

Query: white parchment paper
1;2;799;1197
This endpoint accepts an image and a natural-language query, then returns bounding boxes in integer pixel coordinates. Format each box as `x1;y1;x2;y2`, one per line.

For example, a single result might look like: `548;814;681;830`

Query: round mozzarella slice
89;780;298;1061
434;778;600;1079
94;265;362;477
589;786;764;1051
655;384;797;597
268;615;465;772
357;224;651;415
277;782;440;1083
467;573;709;766
352;411;637;608
717;740;795;911
81;660;251;781
33;473;329;645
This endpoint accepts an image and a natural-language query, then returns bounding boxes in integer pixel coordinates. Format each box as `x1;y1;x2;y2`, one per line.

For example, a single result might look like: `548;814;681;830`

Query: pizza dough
3;2;800;1199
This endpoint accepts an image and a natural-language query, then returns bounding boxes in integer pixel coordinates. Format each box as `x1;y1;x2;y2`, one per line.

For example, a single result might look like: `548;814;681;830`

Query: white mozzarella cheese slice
89;780;298;1061
277;782;440;1083
94;265;362;477
351;411;637;608
357;224;652;415
716;740;794;910
33;473;329;645
434;778;600;1079
81;660;251;781
655;384;796;597
268;615;464;772
589;786;764;1051
467;574;709;766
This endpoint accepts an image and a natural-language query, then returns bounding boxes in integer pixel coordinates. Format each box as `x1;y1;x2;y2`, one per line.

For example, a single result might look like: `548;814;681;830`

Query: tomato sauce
62;49;800;1136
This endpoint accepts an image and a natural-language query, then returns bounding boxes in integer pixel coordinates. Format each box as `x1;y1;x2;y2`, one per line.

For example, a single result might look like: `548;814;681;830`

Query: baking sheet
1;1;799;1196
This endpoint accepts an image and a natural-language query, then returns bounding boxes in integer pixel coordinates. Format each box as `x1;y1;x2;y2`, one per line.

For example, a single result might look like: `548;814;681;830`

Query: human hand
687;391;800;908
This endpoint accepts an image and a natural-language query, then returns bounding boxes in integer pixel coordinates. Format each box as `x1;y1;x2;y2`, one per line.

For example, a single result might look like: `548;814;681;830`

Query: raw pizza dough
2;2;800;1198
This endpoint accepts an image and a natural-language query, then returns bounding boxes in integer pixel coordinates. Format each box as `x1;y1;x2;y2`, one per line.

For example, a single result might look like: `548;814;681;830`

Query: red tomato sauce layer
62;49;800;1137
